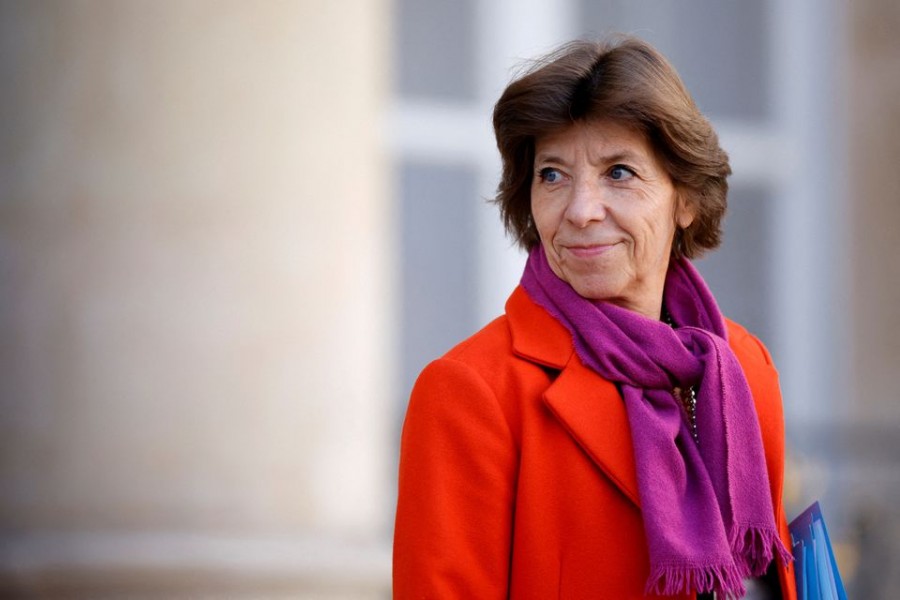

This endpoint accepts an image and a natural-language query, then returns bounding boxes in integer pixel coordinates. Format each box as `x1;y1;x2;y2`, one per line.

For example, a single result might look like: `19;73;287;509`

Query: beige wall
842;0;900;595
850;0;900;423
0;1;392;597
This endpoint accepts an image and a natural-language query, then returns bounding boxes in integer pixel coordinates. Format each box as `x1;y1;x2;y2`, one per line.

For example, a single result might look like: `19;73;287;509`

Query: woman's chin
566;278;623;303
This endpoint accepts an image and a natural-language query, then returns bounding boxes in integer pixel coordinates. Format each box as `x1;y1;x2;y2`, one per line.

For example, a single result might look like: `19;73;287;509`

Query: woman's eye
538;167;562;183
609;165;636;181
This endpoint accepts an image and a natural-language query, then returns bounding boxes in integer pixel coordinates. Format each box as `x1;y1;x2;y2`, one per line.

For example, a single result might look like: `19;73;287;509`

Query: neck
602;295;663;321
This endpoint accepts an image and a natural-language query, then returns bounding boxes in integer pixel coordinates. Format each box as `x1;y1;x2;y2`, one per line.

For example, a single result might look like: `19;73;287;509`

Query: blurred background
1;0;897;597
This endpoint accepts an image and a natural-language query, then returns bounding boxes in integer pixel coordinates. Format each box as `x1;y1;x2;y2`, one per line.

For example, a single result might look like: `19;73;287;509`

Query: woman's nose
564;180;607;228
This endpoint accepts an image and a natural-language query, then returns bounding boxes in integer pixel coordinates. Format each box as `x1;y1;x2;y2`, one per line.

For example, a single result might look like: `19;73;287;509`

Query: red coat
394;286;797;599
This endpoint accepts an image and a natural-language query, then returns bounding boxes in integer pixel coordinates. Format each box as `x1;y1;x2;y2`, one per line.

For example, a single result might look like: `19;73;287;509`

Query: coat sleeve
393;357;518;599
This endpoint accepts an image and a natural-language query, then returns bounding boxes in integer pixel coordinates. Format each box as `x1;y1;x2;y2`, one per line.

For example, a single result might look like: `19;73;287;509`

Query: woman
393;37;796;600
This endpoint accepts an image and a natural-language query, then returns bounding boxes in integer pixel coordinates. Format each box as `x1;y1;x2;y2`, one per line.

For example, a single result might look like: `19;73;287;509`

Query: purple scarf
521;245;791;598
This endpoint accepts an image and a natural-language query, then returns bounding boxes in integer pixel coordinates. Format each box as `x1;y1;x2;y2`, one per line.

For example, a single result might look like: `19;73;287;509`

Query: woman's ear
674;191;696;229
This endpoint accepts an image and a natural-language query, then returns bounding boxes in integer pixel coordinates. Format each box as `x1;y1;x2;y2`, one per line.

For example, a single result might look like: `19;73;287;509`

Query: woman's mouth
563;243;618;258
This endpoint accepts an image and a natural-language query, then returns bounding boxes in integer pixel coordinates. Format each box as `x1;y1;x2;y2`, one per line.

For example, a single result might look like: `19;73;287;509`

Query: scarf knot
521;245;791;598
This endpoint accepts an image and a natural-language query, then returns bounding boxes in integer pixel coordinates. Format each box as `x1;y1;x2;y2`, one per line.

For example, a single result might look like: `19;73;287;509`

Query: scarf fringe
731;526;795;577
645;563;746;599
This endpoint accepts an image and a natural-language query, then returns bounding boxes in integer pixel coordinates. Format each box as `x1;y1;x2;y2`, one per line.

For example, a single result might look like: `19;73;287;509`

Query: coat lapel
543;356;642;506
506;286;642;506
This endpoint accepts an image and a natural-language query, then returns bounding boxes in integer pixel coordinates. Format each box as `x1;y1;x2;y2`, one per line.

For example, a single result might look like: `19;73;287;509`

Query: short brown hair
492;37;731;258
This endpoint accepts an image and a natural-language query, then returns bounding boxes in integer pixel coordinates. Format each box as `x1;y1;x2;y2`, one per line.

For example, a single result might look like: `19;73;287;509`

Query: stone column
0;1;393;597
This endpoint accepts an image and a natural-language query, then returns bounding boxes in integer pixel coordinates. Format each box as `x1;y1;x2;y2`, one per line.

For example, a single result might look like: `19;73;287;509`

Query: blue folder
788;501;847;600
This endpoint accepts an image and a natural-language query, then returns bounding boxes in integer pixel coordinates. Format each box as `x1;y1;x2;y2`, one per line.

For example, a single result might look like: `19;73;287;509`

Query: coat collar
505;285;573;369
505;285;785;510
506;286;642;505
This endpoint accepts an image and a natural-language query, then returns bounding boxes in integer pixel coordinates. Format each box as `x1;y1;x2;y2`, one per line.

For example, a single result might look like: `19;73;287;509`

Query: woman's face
531;119;694;319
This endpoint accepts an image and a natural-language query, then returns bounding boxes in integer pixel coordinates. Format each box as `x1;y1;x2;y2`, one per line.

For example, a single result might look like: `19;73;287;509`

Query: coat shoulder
726;318;776;368
442;315;516;368
413;313;555;448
